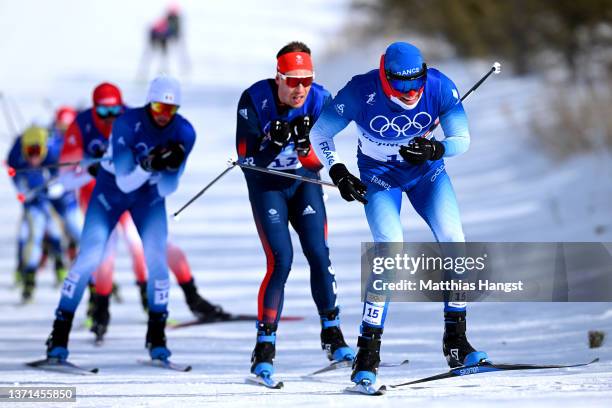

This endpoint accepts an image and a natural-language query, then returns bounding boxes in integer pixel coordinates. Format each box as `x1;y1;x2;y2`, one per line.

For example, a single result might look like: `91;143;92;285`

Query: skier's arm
156;120;196;197
310;88;355;171
112;117;151;193
438;76;470;157
235;91;283;168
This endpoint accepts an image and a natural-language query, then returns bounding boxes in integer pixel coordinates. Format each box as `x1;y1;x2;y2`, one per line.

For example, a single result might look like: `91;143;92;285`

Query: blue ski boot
46;309;74;361
320;308;355;362
351;326;382;385
443;311;489;367
250;322;277;378
146;311;172;361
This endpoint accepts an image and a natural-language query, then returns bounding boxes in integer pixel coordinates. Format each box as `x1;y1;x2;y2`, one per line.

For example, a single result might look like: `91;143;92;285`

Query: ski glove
269;120;292;148
399;137;445;164
140;142;186;172
290;115;312;156
329;163;368;204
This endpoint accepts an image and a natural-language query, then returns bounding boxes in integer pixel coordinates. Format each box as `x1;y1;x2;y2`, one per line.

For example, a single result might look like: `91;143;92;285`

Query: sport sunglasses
386;63;427;93
277;72;315;88
95;105;123;118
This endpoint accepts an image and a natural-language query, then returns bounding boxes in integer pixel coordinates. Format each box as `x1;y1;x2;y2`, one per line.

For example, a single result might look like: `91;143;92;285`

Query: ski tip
90;368;100;374
183;365;193;372
590;358;600;364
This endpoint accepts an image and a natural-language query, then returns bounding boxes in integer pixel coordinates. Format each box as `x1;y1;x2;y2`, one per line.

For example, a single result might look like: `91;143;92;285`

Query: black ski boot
146;311;171;360
351;326;382;385
137;281;148;312
179;278;231;321
250;322;277;377
320;308;355;362
90;294;110;343
443;311;489;367
46;309;74;361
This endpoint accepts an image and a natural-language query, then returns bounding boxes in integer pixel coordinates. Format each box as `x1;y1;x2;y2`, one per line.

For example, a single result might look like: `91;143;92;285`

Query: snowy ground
1;1;611;407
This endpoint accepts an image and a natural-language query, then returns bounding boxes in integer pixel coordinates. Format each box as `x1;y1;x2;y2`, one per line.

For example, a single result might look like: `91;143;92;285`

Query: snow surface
1;1;611;407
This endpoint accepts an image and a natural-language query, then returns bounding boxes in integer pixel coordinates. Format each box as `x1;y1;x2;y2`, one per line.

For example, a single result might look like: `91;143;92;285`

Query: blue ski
390;358;599;388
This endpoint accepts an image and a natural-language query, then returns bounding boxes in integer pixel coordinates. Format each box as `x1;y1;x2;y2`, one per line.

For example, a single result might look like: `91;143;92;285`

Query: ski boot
21;269;36;303
137;281;149;313
351;326;383;385
320;308;355;362
146;311;171;361
180;278;231;322
250;322;277;378
90;293;110;343
443;311;489;367
46;309;74;361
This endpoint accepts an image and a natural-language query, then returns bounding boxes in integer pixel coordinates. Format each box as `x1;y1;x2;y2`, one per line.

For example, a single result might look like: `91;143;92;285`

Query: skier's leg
47;188;123;360
248;188;292;376
21;204;47;301
289;180;353;362
408;166;488;367
168;242;230;320
130;196;172;360
352;184;403;384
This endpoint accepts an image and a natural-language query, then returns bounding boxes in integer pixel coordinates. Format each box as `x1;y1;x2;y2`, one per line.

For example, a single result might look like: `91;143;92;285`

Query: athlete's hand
140;145;168;172
329;163;368;204
290;115;312;156
399;137;445;164
140;142;185;172
269;120;292;148
161;141;186;171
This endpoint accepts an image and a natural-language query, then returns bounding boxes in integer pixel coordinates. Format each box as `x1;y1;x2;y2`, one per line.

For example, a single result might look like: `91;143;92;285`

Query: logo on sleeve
239;108;248;120
452;89;459;100
366;92;376;105
261;99;268;111
335;104;345;116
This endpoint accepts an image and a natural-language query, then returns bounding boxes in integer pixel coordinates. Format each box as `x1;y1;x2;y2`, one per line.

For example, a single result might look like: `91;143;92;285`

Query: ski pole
233;161;337;188
423;61;501;139
172;161;237;220
7;157;110;176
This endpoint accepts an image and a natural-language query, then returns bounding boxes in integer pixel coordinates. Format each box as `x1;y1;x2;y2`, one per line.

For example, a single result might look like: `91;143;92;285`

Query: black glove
329;163;368;204
399;137;445;164
290;115;312;156
141;142;186;172
269;120;292;148
87;147;105;177
87;163;99;177
161;141;186;170
140;145;168;172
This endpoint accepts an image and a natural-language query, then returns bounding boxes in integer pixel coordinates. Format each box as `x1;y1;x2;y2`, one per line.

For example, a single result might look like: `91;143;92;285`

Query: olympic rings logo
369;112;433;138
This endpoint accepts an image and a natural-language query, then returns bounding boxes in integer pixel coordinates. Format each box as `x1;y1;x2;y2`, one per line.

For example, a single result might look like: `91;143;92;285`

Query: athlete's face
275;69;313;108
149;102;179;127
397;87;424;105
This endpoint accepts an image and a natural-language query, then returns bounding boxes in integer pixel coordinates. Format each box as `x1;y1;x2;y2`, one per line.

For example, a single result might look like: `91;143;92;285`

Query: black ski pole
233;161;337;188
423;61;501;139
172;162;237;220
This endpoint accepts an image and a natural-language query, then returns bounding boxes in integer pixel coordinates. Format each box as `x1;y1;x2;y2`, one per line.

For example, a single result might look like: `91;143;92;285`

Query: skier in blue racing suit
44;76;195;364
311;42;489;386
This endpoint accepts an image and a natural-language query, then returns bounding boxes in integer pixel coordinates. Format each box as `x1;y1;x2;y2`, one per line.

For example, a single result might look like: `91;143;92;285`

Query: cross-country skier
45;76;195;363
60;82;229;341
236;41;354;385
310;42;489;389
7;125;62;301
